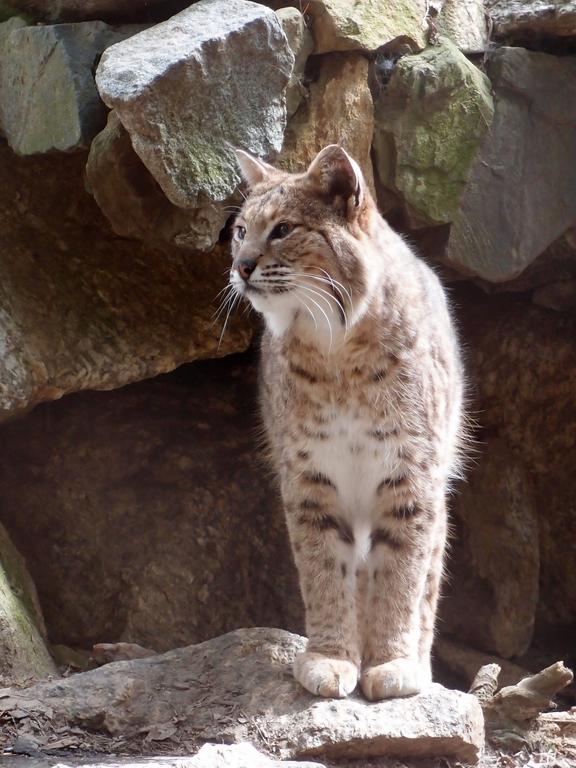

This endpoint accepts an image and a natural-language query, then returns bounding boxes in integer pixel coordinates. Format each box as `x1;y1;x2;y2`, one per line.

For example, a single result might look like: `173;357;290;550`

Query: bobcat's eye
236;226;246;241
269;222;292;240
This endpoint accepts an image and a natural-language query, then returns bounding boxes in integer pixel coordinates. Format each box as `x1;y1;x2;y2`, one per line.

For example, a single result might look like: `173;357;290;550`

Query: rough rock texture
0;750;323;768
373;39;493;226
0;21;141;155
457;285;576;631
276;7;314;119
437;0;488;52
303;0;428;54
478;226;576;301
0;353;302;649
0;628;485;763
96;0;294;209
7;0;191;22
488;0;576;42
0;522;56;685
0;144;252;421
280;53;375;192
444;47;576;282
86;111;228;251
442;439;540;659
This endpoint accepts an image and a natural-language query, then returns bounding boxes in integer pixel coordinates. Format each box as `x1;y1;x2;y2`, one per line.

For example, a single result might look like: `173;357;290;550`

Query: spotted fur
228;146;465;701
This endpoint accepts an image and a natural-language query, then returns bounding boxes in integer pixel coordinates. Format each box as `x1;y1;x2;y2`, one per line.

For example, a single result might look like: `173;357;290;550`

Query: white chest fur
303;407;403;559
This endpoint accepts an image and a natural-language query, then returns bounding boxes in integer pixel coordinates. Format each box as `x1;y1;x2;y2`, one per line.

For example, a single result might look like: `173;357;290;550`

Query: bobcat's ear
235;149;276;188
306;145;364;214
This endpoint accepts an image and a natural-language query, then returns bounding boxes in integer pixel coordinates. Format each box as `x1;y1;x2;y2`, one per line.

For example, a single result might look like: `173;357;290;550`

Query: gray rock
0;21;141;154
303;0;428;54
0;143;252;421
487;0;576;42
276;7;313;119
0;353;300;649
0;522;56;685
0;628;485;763
372;39;493;227
441;439;540;659
96;0;294;208
86;111;228;251
444;48;576;282
437;0;488;52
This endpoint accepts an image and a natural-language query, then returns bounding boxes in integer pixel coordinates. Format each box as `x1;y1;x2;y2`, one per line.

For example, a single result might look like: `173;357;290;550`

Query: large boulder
302;0;428;54
85;111;228;251
0;144;252;422
95;0;294;209
276;7;314;119
0;353;301;650
437;0;488;53
0;628;485;763
443;48;576;282
0;522;56;685
372;39;494;226
442;439;540;659
0;20;141;154
487;0;576;42
280;52;375;192
456;285;576;634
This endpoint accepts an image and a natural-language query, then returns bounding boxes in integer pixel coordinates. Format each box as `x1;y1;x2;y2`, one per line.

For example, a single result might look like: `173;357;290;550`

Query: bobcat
228;145;464;701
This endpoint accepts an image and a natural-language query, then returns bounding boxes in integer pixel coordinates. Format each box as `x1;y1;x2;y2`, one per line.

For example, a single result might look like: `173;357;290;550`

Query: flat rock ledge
0;628;484;764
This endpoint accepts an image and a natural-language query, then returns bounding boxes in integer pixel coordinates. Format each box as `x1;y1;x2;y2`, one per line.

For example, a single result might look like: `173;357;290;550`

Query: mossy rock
373;38;494;226
0;522;56;684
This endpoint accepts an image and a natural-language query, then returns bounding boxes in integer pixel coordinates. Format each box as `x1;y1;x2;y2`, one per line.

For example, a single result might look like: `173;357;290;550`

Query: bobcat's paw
294;651;358;698
361;658;424;701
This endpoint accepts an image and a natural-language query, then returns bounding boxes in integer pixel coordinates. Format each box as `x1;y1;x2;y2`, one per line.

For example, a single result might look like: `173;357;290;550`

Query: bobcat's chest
302;404;402;519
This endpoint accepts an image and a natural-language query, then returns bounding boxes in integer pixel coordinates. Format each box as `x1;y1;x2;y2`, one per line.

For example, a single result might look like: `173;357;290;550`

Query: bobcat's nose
237;258;257;281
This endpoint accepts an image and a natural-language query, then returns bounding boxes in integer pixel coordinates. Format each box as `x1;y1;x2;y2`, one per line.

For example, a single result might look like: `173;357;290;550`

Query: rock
6;0;190;22
0;628;485;763
372;39;493;226
443;48;576;282
0;522;56;685
441;439;540;659
0;353;301;649
437;0;488;52
187;744;324;768
476;227;576;297
95;0;294;209
0;21;141;155
276;7;314;119
85;111;228;251
532;279;576;311
91;642;157;664
456;285;576;632
303;0;428;54
0;144;252;421
435;637;534;691
280;53;375;193
0;749;323;768
487;0;576;43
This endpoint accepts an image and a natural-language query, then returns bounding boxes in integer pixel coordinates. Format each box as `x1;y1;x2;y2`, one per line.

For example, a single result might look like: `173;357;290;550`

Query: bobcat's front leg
284;472;359;698
361;493;445;701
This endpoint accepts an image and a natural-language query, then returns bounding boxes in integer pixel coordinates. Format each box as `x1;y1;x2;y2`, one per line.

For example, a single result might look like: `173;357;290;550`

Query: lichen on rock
372;38;494;227
305;0;428;54
0;522;56;685
95;0;294;209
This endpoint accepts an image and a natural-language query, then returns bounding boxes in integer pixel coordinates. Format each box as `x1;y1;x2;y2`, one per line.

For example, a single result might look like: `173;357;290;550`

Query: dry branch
470;660;574;743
